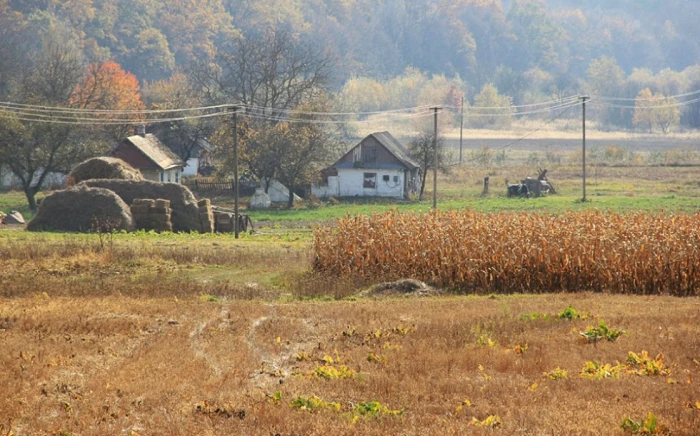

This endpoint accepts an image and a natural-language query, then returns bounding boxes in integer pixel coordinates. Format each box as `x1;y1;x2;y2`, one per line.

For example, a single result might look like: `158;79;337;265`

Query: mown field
1;138;700;434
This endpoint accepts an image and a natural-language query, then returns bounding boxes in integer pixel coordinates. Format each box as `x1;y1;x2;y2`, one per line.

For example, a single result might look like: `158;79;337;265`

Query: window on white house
363;173;376;188
167;171;171;182
382;175;390;182
160;172;164;182
393;175;399;183
175;171;179;183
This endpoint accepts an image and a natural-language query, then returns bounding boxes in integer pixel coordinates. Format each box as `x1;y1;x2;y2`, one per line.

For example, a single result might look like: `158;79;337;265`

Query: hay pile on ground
27;186;134;232
198;199;214;233
68;157;143;185
359;279;439;298
79;179;202;232
131;199;173;232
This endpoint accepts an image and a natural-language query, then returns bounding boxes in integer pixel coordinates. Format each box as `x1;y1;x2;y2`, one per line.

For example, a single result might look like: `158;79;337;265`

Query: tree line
2;0;700;211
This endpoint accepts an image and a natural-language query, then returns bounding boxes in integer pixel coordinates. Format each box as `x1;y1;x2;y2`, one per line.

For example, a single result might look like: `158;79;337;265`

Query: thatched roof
124;134;183;171
68;157;143;184
27;186;134;232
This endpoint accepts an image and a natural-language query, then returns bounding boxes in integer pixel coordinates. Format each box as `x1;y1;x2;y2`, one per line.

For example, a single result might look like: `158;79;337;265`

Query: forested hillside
2;0;699;85
1;0;700;209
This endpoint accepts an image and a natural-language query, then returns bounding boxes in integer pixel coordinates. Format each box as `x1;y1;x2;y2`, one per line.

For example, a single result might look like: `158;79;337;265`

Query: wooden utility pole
580;96;589;202
459;95;464;165
232;107;240;238
432;107;439;209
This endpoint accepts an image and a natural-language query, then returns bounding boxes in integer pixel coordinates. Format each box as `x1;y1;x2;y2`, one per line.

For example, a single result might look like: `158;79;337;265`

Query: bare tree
408;129;452;201
190;28;333;112
190;28;334;187
0;24;92;212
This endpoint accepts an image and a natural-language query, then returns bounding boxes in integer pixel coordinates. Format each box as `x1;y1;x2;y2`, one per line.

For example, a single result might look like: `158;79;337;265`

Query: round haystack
78;179;202;232
68;157;143;185
27;186;134;232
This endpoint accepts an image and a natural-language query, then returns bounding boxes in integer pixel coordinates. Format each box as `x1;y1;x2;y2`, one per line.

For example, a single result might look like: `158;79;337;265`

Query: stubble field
2;130;700;435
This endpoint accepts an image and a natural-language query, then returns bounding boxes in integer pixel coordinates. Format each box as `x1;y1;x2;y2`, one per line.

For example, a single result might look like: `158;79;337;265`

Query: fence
183;179;257;196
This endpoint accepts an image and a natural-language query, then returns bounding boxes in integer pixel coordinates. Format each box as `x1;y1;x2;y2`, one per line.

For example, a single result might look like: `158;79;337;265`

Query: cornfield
312;210;700;296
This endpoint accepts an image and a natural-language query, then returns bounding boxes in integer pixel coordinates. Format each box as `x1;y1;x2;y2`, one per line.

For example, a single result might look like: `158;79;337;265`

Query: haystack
27;186;134;232
79;179;203;232
68;157;143;184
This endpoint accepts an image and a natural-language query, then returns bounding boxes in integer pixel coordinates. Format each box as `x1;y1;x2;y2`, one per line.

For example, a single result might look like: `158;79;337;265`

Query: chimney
136;124;146;137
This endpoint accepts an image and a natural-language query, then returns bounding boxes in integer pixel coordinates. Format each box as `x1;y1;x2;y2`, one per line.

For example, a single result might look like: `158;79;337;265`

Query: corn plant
313;210;700;296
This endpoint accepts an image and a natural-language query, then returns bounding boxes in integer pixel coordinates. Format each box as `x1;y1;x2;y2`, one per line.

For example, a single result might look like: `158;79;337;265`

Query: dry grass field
1;293;699;435
1;232;699;435
2;128;700;435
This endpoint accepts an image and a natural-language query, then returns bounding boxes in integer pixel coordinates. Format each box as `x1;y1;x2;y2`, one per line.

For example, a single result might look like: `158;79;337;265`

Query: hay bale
133;199;156;207
68;157;143;185
150;206;170;215
80;180;201;232
130;204;150;215
27;186;134;232
197;198;211;208
155;199;171;208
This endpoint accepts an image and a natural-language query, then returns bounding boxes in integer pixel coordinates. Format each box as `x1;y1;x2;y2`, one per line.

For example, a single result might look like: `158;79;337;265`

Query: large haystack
27;186;134;232
79;179;202;232
68;157;143;185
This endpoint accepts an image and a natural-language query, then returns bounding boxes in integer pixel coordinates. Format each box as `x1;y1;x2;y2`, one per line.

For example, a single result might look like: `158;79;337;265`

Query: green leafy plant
580;360;626;379
353;401;403;417
314;365;356;380
579;321;625;342
544;367;568;380
520;312;550;321
559;305;586;320
266;391;282;405
469;415;502;428
626;351;671;376
620;412;668;434
367;352;387;364
290;396;341;413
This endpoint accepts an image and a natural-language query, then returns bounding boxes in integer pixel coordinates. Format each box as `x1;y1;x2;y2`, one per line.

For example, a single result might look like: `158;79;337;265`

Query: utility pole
232;106;240;238
432;107;440;209
459;95;464;165
580;96;589;202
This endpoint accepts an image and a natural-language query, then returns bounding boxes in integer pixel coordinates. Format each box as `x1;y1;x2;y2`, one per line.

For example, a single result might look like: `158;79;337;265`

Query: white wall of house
312;168;405;198
142;168;182;184
0;166;66;189
182;158;199;177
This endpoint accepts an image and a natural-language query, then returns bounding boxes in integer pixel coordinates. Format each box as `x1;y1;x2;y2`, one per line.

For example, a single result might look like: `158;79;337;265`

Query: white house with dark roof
312;131;421;199
111;126;185;184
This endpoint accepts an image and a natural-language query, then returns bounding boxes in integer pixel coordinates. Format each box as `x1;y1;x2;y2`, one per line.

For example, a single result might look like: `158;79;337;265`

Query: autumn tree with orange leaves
71;61;145;141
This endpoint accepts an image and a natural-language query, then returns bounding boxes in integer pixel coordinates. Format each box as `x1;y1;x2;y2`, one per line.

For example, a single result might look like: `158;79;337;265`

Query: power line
596;89;700;102
495;103;579;151
591;97;700;109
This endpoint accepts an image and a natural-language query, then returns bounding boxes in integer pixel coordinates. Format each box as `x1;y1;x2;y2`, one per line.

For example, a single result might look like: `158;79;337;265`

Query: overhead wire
595;89;700;102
